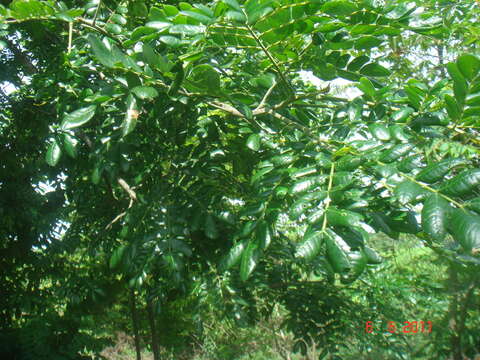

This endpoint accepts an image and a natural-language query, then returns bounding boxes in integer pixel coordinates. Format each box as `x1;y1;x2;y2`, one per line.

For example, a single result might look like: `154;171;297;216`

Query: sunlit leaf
60;105;96;130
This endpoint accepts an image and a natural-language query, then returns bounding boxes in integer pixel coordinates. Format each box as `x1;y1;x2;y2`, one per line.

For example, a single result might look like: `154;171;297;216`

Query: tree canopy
1;0;480;359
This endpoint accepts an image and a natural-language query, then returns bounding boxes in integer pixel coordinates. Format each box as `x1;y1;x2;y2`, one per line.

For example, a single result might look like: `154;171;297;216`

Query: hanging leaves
325;230;351;273
60;105;96;130
187;64;220;94
421;194;451;242
440;169;480;196
416;159;464;184
122;94;139;136
295;231;324;260
220;241;246;271
240;241;260;281
46;139;61;166
449;209;480;252
246;133;261;151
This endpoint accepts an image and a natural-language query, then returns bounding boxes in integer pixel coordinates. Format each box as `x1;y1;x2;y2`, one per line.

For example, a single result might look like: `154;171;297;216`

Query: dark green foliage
1;0;480;359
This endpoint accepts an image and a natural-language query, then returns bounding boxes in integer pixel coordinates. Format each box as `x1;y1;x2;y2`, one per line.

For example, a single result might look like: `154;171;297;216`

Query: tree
1;0;479;359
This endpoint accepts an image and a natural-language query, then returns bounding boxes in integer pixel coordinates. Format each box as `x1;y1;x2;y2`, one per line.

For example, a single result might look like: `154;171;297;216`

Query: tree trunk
146;296;161;360
129;289;142;360
437;43;446;78
448;264;462;360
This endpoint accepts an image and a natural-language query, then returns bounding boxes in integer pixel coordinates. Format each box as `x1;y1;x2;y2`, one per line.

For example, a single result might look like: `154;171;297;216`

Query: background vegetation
1;0;479;359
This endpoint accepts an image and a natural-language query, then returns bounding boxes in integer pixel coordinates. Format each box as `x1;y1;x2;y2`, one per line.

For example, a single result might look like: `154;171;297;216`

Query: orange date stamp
365;320;432;334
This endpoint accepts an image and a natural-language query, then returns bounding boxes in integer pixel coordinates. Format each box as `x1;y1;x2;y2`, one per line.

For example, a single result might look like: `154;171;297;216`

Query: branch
118;178;137;202
92;0;102;27
254;80;277;113
246;24;295;95
67;22;73;54
105;179;137;229
3;38;37;74
322;162;335;231
5;16;122;45
77;17;122;45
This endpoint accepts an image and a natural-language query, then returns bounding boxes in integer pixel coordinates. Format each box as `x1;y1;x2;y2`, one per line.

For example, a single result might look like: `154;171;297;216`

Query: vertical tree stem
67;22;73;54
129;289;142;360
448;263;462;360
147;296;161;360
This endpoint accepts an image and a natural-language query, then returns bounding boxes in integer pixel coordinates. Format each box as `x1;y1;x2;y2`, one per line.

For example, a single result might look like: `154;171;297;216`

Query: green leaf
226;10;247;23
360;63;390;77
224;0;242;12
368;123;390;141
421;194;451;242
409;113;443;130
358;77;376;98
130;26;157;43
221;241;246;271
449;209;480;251
314;61;337;81
326;207;363;227
445;94;461;120
255;73;275;88
246;133;261;151
240;202;265;217
240;220;258;238
325;230;351;273
87;34;120;68
143;43;173;72
347;55;370;72
105;23;122;35
389;125;409;142
170;24;205;35
370;212;396;238
447;62;468;105
457;54;480;80
321;1;357;16
379;144;412;163
240;241;259;281
205;213;219;239
394;180;425;205
290;166;317;179
122;95;139;136
160;35;182;47
416;158;464;184
342;251;367;283
391;107;414;122
91;164;102;185
440;169;480;196
163;4;179;16
188;64;220;94
46;140;61;166
256;221;272;250
181;10;212;24
289;177;321;194
295;231;323;260
60;105;96;130
132;86;159;100
62;133;78;158
354;36;382;50
362;246;382;264
271;154;295;166
465;197;480;213
111;14;127;25
167;62;184;96
109;245;126;269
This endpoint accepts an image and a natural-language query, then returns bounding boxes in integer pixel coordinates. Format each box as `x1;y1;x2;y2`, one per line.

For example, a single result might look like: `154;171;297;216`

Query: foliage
1;0;480;359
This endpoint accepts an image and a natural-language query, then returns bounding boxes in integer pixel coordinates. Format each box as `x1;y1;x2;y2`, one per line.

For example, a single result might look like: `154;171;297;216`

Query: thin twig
322;162;335;231
67;22;73;54
92;0;102;27
255;81;277;112
246;24;295;95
